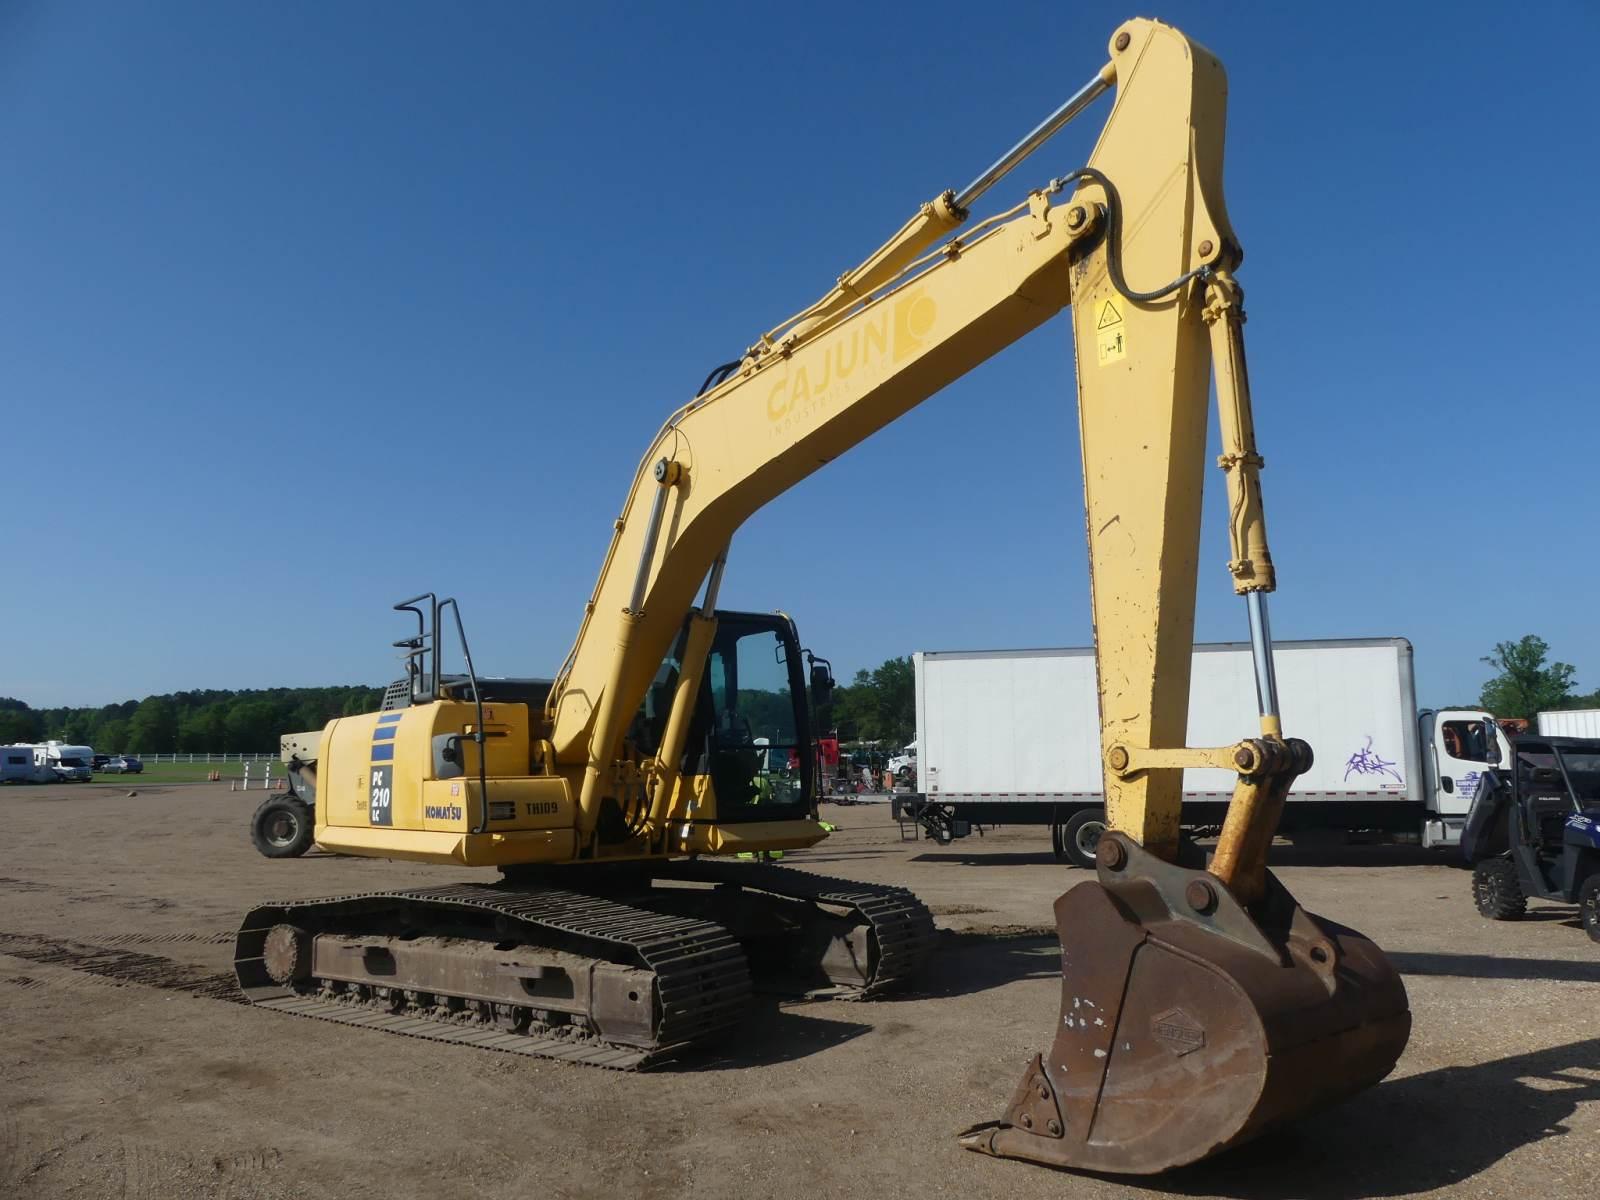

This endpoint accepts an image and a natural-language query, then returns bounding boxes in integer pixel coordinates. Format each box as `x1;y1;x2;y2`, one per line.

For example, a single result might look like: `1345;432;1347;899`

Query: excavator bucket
960;833;1410;1174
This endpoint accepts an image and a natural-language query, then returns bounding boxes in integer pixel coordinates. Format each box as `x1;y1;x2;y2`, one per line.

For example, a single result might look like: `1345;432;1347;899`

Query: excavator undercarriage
236;862;936;1068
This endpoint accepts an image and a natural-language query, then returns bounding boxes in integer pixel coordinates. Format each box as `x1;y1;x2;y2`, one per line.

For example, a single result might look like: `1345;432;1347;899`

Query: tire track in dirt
95;931;236;947
0;1111;28;1192
0;932;242;1003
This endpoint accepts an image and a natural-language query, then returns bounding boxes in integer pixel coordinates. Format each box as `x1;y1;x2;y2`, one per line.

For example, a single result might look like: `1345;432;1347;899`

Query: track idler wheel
959;833;1410;1174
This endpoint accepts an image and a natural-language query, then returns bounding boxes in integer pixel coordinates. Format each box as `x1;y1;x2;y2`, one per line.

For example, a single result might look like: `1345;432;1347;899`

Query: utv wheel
1579;875;1600;944
1058;809;1108;870
251;795;314;859
1472;858;1526;920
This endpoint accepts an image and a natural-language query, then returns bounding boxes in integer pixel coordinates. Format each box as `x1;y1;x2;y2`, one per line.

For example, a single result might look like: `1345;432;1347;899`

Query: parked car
100;755;144;775
92;754;112;770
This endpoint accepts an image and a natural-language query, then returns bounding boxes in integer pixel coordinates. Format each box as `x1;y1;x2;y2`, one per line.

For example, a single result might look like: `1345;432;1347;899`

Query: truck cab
44;743;96;782
1417;709;1513;847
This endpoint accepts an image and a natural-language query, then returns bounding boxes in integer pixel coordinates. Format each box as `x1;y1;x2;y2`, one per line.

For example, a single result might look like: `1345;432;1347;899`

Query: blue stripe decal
372;726;398;741
370;743;395;762
376;713;403;725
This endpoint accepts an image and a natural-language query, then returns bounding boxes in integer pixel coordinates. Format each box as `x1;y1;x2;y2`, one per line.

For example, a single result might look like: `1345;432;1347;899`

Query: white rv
26;742;96;782
0;746;50;783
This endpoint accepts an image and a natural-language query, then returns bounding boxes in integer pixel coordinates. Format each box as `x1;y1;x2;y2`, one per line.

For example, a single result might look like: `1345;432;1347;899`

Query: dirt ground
2;783;1598;1200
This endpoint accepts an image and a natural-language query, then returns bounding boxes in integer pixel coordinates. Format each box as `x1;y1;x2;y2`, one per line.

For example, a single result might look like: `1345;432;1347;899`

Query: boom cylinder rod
954;66;1114;211
629;460;675;614
699;547;728;615
1246;591;1281;733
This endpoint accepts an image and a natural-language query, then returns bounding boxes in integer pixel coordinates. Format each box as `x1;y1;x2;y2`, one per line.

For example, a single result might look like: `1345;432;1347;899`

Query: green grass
94;761;280;785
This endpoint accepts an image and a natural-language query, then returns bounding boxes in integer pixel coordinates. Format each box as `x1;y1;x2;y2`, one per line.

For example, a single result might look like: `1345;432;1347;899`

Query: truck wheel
1058;809;1108;870
1579;875;1600;944
1472;858;1525;920
251;795;314;859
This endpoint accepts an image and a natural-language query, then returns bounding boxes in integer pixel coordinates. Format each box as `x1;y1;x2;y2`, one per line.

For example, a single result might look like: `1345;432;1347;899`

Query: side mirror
1482;720;1502;765
808;654;835;709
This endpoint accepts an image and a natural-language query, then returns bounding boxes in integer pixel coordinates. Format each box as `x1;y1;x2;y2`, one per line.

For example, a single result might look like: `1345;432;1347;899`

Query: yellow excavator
236;18;1410;1175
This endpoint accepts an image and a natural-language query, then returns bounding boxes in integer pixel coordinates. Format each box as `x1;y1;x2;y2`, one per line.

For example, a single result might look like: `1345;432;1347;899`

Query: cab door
1427;709;1509;815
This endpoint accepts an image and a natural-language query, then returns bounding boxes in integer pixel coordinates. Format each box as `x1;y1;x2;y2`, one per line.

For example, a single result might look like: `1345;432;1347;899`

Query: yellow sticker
1094;298;1126;365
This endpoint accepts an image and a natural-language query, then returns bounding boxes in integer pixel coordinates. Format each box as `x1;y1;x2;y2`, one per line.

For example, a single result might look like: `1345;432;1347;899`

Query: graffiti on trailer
1344;736;1403;784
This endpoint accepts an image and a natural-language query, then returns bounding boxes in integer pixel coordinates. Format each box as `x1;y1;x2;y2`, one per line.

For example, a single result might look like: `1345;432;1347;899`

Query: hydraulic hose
1051;165;1213;303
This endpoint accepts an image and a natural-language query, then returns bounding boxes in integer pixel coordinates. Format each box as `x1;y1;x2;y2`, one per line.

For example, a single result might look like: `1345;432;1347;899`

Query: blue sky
3;1;1596;710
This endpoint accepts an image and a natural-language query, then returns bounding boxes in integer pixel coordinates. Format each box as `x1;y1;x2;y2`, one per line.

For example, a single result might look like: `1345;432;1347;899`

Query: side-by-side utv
1462;734;1600;941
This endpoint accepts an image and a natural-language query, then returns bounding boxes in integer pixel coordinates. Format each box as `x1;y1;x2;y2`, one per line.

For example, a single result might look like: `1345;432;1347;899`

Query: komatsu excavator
235;18;1410;1174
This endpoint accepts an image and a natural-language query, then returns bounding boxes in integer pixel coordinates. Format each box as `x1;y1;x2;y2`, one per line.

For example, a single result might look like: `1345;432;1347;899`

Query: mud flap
959;834;1410;1174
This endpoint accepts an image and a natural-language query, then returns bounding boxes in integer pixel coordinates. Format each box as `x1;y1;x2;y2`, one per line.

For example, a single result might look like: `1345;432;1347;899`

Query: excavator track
235;882;751;1069
652;860;938;997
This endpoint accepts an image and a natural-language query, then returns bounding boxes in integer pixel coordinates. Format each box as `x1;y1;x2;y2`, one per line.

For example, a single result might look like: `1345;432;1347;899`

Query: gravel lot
2;782;1597;1199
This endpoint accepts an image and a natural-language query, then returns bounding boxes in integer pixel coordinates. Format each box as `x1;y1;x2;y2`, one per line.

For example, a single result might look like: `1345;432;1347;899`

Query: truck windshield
59;757;85;767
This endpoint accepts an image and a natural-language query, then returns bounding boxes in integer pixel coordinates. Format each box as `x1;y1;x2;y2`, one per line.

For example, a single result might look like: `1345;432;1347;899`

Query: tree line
0;687;384;754
0;634;1585;757
827;656;916;747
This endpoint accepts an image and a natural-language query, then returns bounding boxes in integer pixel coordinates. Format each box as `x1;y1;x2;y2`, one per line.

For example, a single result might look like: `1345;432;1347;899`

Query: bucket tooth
960;833;1410;1174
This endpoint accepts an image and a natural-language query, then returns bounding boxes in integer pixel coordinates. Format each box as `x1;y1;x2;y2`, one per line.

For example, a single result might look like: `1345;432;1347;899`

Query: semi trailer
904;638;1508;866
1538;710;1600;739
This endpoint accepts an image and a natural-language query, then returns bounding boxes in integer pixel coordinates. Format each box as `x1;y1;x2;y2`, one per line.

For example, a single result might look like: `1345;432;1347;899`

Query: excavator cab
650;610;816;822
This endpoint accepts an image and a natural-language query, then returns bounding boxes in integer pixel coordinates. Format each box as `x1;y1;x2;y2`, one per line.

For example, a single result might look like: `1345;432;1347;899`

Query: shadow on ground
1263;842;1460;869
912;843;1466;870
900;930;1060;1000
911;851;1064;868
1390;949;1600;983
1132;1036;1600;1198
683;1008;869;1071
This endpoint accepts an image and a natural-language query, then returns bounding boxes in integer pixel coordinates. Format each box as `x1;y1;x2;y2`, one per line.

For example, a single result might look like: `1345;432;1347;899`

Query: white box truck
1538;710;1600;739
906;638;1508;866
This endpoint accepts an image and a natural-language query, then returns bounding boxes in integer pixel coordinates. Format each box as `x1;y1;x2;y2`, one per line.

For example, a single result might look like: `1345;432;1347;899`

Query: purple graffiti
1344;736;1402;784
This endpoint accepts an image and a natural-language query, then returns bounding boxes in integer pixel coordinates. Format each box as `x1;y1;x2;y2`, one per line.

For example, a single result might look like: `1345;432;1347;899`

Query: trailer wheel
251;795;314;859
1579;874;1600;944
1057;809;1108;870
1471;858;1525;920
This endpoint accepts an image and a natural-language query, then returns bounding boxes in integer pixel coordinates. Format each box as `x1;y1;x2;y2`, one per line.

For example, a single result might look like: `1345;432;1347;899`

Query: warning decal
1094;297;1127;365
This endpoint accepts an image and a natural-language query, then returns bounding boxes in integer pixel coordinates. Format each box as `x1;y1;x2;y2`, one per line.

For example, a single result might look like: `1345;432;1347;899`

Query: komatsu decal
425;804;464;821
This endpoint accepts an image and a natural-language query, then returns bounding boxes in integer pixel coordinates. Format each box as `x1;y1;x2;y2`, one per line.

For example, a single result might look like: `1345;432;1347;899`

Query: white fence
130;752;278;763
